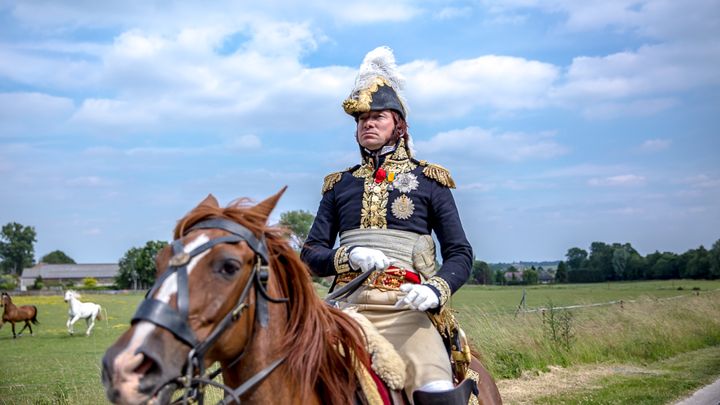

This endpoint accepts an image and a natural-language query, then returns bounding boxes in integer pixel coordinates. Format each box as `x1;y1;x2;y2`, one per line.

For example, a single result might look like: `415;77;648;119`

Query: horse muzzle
102;328;188;405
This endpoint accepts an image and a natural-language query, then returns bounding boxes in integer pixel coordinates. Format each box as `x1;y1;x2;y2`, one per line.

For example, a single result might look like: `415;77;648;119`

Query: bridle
130;218;289;404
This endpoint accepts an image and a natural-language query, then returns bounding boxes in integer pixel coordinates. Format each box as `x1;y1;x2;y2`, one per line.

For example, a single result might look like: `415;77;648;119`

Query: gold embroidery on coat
426;276;451;307
361;177;388;228
322;171;344;194
358;140;415;229
384;140;416;174
353;162;373;178
422;163;456;188
334;245;351;274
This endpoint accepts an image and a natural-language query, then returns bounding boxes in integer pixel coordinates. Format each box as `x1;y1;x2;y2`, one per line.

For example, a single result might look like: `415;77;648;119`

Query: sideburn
390;111;409;146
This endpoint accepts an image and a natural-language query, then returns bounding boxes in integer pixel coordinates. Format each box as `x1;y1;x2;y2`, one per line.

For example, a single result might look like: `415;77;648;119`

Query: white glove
395;284;439;311
348;247;391;273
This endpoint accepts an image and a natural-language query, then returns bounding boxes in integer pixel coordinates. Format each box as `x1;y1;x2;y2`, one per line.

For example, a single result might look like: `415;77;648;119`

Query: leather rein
130;218;289;404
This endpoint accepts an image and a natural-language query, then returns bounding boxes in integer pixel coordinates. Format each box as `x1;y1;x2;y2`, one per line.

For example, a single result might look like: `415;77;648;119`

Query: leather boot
412;378;478;405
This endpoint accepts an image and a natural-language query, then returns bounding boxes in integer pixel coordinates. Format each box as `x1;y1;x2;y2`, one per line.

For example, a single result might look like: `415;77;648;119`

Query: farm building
19;263;119;291
538;269;555;283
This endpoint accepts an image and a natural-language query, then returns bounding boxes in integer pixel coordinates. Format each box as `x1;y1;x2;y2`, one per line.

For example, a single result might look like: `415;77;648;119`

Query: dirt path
674;378;720;405
496;364;663;404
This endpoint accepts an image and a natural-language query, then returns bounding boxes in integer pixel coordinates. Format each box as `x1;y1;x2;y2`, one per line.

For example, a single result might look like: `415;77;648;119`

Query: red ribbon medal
374;167;387;184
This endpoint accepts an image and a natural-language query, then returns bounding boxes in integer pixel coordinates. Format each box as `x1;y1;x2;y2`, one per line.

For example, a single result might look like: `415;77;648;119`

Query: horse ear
249;186;287;223
199;194;220;208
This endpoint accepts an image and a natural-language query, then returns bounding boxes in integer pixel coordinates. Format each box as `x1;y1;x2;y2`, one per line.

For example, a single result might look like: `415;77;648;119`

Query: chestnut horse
1;292;39;338
102;189;501;404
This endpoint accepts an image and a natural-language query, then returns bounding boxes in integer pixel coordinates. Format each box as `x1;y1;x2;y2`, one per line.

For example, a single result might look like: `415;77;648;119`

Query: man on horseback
301;46;475;404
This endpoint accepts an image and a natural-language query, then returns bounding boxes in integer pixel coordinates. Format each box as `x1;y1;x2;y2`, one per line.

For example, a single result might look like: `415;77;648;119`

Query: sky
0;0;718;264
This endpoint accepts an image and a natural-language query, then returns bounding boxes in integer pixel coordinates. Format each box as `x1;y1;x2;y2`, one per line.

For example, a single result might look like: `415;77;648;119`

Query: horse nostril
108;388;120;403
134;353;156;376
135;349;166;393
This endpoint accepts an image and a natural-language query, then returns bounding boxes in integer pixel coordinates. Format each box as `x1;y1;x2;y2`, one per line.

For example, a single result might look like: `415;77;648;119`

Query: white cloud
636;0;719;41
581;98;676;120
434;7;473;20
501;179;554;191
82;228;102;235
124;135;262;157
82;146;120;157
6;1;423;29
608;207;644;216
588;174;646;187
460;182;495;192
125;147;202;157
640;138;671;152
537;164;632;179
0;92;75;135
71;98;158;127
323;2;422;23
402;55;559;118
0;160;12;174
1;0;717;139
415;127;568;162
225;134;262;150
483;0;719;41
554;43;720;103
0;46;101;91
15;22;342;134
681;175;720;189
65;176;111;187
483;0;720;119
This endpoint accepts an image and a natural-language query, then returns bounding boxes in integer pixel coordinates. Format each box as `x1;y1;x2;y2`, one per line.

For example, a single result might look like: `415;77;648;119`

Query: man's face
356;110;395;151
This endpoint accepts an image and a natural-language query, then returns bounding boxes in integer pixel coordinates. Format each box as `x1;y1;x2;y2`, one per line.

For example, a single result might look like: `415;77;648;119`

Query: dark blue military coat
300;141;472;304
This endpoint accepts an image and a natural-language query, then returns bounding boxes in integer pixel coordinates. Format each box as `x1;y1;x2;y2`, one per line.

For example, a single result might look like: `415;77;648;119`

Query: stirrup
412;378;478;405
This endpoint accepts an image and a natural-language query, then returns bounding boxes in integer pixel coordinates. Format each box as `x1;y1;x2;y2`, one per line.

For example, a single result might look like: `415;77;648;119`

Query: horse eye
220;260;241;276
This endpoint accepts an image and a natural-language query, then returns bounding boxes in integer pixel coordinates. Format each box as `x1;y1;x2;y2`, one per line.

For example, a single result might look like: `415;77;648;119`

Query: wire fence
515;288;720;315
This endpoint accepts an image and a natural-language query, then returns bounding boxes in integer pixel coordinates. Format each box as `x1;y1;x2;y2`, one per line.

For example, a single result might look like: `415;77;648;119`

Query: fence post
514;288;527;317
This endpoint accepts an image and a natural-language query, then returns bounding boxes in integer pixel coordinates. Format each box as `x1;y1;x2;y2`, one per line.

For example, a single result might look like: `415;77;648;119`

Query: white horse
64;290;105;336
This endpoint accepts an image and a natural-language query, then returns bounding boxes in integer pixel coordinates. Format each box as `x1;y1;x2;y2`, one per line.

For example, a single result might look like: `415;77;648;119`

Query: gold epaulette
321;168;351;194
419;161;456;188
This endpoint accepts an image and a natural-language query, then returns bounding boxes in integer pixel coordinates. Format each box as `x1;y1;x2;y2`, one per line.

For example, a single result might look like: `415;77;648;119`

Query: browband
187;218;269;264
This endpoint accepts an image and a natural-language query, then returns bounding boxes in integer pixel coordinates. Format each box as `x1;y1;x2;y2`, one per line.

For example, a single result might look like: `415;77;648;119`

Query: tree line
0;211;314;290
3;217;718;289
555;240;720;283
469;239;720;285
0;222;79;275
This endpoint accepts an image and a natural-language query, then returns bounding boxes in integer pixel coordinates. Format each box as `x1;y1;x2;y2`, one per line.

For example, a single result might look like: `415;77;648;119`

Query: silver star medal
393;173;419;193
391;195;415;220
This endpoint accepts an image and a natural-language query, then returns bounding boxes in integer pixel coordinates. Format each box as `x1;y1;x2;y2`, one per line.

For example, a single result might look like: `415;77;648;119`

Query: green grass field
0;293;141;404
0;280;718;404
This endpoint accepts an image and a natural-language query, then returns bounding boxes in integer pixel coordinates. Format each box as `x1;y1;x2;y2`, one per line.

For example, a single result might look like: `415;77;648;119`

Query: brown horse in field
1;292;39;338
102;189;502;404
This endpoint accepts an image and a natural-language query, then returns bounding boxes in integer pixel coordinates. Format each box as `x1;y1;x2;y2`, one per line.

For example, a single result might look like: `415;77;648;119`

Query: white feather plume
349;46;408;115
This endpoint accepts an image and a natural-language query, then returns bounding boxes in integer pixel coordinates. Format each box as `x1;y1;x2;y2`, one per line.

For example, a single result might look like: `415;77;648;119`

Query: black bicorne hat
342;46;408;119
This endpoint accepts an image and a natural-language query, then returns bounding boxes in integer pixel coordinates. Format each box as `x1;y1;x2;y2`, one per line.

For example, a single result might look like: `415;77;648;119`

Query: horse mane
174;198;371;404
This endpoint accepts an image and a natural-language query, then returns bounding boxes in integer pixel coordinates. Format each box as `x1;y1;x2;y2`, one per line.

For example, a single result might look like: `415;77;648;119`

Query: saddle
343;308;479;405
343;308;406;395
